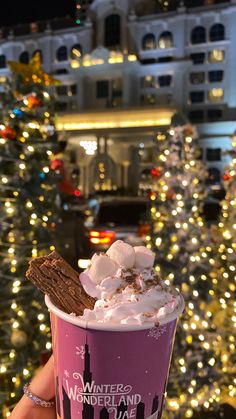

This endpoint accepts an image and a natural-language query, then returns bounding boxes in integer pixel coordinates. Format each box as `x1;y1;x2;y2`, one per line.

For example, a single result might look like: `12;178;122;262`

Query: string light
148;124;228;416
23;369;29;376
0;55;61;416
27;145;35;152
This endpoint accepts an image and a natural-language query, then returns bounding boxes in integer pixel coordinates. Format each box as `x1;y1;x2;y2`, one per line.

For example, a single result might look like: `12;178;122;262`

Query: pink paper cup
45;295;184;419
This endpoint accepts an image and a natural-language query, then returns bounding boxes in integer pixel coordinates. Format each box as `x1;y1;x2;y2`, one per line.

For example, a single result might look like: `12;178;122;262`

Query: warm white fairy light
148;124;228;416
46;342;52;350
39;324;46;331
0;365;7;373
27;145;35;152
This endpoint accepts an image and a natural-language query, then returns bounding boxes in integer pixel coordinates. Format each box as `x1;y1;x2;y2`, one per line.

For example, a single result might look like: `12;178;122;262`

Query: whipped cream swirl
80;268;180;325
79;241;181;325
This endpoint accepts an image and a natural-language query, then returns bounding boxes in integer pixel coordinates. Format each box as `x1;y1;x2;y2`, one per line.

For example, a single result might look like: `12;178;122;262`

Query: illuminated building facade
0;0;235;194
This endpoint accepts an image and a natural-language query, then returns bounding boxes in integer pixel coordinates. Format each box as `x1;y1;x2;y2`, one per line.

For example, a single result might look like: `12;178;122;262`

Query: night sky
0;0;76;27
0;0;229;27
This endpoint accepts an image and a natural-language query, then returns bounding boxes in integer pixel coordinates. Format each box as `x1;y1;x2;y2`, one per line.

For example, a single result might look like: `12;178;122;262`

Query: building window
140;58;156;65
191;26;206;44
55;69;68;75
56;46;68;62
208;49;224;63
158;31;173;49
206;148;221;161
55;102;68;112
142;33;156;50
141;94;156;106
207;109;223;121
158;75;172;87
207;167;221;184
209;23;225;42
32;49;43;63
190;91;205;103
208;88;224;102
191;52;205;65
111;79;122;107
158;56;173;63
208;70;224;82
141;76;156;88
104;14;121;49
157;93;172;105
56;85;68;96
96;80;109;99
188;110;204;122
0;55;6;68
71;44;82;59
19;51;29;64
190;72;205;84
67;85;77;96
96;79;122;107
70;84;77;95
112;79;122;97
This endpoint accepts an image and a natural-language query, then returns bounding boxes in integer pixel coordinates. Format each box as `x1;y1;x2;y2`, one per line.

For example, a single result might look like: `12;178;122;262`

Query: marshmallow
106;240;135;268
91;253;100;264
88;254;118;284
79;272;101;298
134;246;155;269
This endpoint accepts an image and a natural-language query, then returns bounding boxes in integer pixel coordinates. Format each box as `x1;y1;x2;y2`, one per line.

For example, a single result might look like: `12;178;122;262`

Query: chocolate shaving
26;251;96;316
144;273;163;289
116;268;162;295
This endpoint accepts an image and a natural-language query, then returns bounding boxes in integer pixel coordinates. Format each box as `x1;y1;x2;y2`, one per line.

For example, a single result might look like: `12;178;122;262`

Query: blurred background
0;1;236;418
0;0;232;265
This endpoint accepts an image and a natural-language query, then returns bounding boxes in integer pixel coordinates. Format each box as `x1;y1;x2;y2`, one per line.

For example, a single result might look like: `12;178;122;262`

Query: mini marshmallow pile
79;240;181;325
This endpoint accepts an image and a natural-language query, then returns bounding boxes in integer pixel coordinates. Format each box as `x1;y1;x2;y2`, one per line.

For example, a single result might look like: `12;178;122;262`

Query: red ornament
0;125;16;140
74;189;81;197
51;156;81;197
27;95;43;109
150;168;161;178
50;222;56;231
50;158;64;171
59;180;80;196
223;172;231;181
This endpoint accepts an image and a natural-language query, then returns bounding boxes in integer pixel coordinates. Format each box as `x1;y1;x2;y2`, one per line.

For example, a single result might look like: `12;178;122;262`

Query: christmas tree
208;131;236;411
148;125;221;418
0;54;61;417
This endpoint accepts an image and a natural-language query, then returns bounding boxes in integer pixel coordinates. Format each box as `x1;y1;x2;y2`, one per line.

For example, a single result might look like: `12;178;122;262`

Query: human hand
10;355;56;419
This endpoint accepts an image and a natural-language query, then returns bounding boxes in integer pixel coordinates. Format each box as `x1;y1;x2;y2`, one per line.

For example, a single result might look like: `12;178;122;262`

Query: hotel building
0;0;235;195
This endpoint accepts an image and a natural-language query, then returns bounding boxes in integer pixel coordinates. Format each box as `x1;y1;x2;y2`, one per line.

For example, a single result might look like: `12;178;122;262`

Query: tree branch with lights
208;132;236;412
0;53;62;417
148;125;223;418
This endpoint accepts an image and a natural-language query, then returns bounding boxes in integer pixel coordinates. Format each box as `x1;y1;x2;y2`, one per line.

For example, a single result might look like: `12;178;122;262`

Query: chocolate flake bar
26;251;96;316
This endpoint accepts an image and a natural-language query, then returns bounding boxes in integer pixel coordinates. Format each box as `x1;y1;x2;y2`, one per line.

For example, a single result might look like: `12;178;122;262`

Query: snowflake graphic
148;325;167;340
76;345;85;359
64;370;70;378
